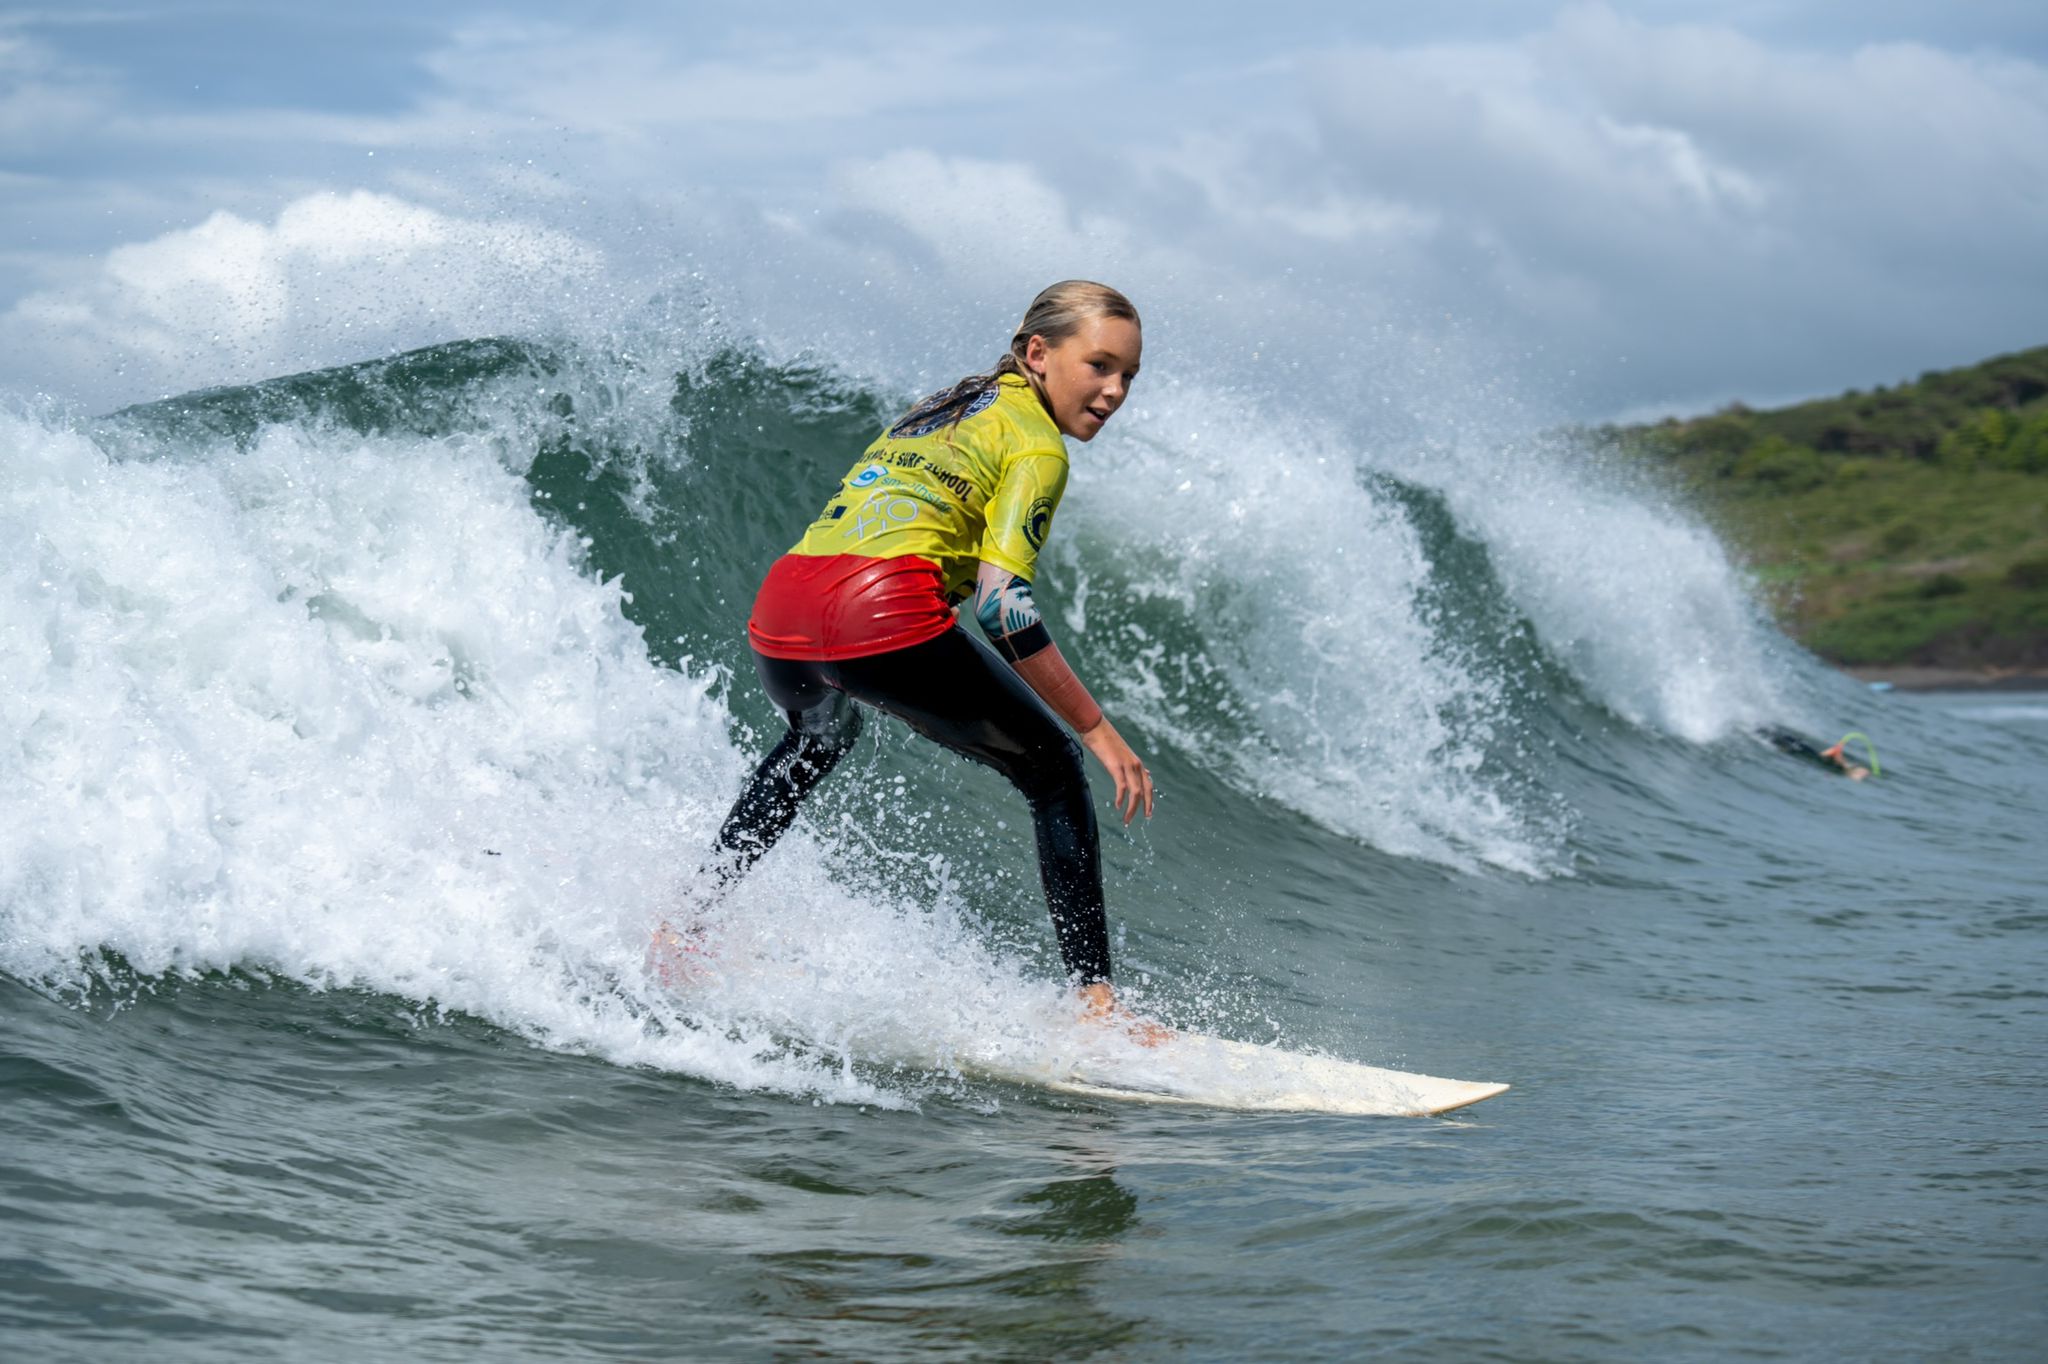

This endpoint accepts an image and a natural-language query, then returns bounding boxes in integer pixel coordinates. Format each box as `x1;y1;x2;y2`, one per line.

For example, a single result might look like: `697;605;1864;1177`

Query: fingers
1127;761;1151;823
1118;760;1154;824
1111;760;1150;824
1081;724;1154;824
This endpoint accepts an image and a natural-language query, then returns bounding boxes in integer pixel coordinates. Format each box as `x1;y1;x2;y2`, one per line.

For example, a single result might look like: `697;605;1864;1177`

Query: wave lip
1;402;894;1102
3;330;1827;1106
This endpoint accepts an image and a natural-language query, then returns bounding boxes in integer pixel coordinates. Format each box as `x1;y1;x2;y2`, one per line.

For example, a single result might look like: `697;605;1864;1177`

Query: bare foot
644;920;713;987
1077;982;1174;1048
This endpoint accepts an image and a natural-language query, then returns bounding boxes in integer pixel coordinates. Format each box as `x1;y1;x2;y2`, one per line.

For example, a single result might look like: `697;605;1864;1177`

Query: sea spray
1;404;886;1101
0;399;1208;1105
1371;423;1794;742
4;327;1812;1105
82;333;1801;880
1053;379;1557;872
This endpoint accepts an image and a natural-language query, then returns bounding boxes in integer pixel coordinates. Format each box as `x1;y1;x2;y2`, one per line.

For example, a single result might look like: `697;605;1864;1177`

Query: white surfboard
645;930;1506;1116
967;1031;1509;1118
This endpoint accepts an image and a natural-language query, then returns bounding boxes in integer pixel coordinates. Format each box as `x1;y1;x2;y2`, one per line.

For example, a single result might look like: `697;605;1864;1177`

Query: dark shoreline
1842;666;2048;693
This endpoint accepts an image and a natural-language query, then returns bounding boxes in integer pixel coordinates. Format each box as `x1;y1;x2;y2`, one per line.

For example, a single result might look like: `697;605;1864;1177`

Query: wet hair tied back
893;281;1140;436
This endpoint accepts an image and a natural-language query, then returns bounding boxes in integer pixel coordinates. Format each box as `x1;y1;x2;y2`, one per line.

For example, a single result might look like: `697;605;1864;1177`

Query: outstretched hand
1079;719;1154;825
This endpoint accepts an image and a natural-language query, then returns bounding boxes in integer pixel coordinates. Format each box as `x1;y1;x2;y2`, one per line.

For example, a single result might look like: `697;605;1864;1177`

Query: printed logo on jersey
888;383;1001;439
843;490;923;542
1022;496;1055;551
848;463;887;488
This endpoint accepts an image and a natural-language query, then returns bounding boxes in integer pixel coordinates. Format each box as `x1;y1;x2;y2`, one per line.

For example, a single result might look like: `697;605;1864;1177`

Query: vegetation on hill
1607;345;2048;671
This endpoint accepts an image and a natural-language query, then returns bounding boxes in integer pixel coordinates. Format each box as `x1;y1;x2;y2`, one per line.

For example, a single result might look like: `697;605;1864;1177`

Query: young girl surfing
655;280;1162;1038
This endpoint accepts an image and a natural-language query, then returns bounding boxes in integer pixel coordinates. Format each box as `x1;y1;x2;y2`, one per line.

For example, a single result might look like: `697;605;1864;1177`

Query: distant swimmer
652;281;1165;1042
1761;726;1879;781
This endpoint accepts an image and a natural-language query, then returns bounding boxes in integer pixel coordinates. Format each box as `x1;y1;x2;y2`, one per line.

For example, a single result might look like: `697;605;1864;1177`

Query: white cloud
1;3;2043;418
1137;130;1443;247
420;19;1047;137
1308;39;1774;250
1210;2;2048;411
828;151;1133;275
1536;4;2048;255
0;27;117;153
0;190;603;401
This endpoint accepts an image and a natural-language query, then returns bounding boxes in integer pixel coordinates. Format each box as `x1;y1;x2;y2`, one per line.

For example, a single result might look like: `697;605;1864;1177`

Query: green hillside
1609;345;2048;671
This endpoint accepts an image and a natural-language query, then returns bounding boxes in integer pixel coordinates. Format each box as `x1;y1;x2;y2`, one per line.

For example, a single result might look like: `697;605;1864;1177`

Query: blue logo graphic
849;463;886;488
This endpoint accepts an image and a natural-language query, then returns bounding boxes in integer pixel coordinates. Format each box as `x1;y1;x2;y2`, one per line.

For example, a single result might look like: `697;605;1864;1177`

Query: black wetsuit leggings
707;627;1111;985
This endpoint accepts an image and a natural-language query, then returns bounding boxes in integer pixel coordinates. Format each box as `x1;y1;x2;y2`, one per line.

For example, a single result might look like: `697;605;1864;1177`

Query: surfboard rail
968;1031;1509;1118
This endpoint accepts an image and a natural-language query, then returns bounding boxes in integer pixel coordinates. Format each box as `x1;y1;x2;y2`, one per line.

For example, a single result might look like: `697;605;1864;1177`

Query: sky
3;0;2046;420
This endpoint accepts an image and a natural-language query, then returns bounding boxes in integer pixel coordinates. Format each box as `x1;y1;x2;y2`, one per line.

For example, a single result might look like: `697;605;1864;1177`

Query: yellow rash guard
748;374;1070;660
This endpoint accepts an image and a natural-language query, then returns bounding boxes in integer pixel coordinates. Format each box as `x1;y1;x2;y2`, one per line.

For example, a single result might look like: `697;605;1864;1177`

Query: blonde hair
892;280;1140;436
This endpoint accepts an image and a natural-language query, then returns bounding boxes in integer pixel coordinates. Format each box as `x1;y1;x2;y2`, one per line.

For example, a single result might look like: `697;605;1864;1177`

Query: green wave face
5;327;1861;1100
96;331;1792;877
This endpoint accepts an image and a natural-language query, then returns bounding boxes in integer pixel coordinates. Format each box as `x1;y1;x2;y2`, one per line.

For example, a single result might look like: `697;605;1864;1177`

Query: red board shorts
746;553;955;661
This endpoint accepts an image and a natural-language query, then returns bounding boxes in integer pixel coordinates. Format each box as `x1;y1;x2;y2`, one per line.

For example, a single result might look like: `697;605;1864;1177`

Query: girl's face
1024;316;1142;442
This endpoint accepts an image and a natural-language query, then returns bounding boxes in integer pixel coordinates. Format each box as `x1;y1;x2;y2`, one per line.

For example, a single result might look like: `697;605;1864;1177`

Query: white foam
0;405;1100;1106
3;191;605;407
0;325;1806;1100
1378;429;1791;742
1062;385;1558;874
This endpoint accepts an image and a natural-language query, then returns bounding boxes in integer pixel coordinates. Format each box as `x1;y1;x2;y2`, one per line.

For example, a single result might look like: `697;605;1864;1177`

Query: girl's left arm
973;560;1153;823
972;559;1098;730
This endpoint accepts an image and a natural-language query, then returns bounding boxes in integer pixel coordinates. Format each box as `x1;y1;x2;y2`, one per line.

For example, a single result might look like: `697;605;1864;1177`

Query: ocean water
3;337;2044;1361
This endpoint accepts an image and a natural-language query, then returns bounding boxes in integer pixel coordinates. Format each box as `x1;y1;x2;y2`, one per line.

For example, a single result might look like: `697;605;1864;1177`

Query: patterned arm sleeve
972;562;1052;663
972;559;1103;734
